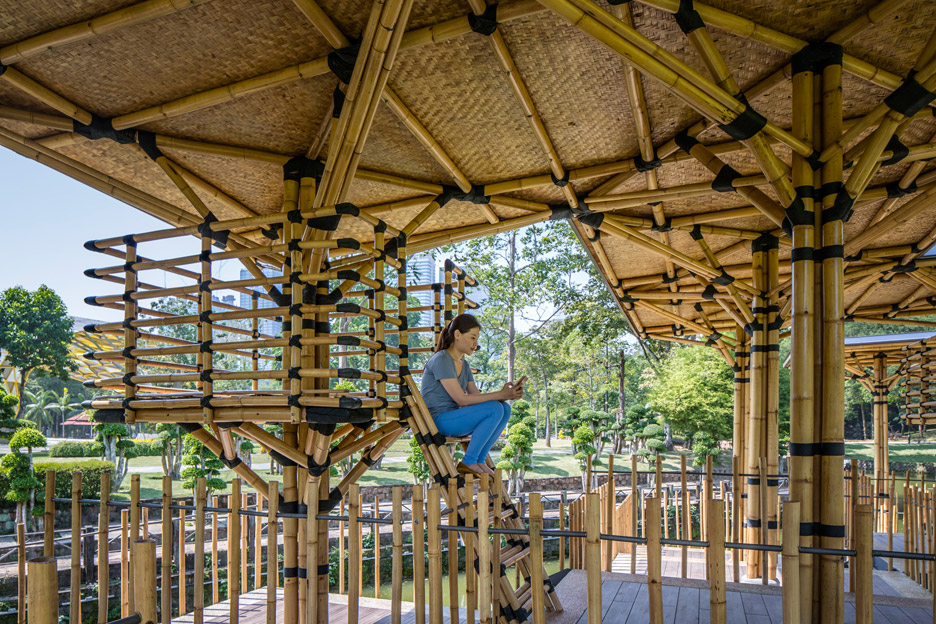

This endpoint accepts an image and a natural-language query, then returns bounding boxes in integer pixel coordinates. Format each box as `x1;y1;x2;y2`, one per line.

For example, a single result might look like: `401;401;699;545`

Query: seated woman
421;313;523;478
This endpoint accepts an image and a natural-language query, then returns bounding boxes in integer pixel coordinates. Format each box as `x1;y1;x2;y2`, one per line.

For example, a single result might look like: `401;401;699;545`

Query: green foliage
33;460;114;500
0;452;39;504
50;440;103;457
10;427;46;452
125;439;163;458
496;415;536;493
406;435;432;484
0;286;74;415
0;389;17;418
648;346;733;466
181;433;226;493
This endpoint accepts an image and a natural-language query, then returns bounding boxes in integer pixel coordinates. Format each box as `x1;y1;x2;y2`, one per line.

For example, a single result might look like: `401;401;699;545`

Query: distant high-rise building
407;253;435;326
239;267;282;336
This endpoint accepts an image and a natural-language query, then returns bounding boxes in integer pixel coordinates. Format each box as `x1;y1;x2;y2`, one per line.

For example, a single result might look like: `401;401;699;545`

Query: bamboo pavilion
4;0;936;623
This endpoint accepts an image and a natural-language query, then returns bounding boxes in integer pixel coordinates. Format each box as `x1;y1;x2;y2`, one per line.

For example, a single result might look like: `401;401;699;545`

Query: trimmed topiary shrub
125;439;162;458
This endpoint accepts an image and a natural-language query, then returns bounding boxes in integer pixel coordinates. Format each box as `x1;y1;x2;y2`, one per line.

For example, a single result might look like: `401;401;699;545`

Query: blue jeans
433;401;512;465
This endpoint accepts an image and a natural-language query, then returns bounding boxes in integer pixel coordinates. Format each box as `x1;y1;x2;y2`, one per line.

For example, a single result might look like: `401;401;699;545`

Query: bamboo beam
0;67;92;123
0;0;213;65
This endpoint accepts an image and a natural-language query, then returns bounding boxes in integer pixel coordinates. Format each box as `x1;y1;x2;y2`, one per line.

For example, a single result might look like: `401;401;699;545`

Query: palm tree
46;387;82;438
22;389;55;435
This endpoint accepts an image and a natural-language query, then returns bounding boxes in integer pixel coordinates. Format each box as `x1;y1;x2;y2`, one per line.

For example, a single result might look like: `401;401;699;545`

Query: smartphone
514;376;528;387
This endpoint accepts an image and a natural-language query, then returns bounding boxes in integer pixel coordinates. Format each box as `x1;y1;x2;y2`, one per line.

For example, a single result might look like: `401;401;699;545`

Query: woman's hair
435;313;482;353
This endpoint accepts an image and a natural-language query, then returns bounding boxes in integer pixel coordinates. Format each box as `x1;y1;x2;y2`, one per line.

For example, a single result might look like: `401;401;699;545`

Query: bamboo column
765;236;781;581
788;42;818;622
211;495;219;605
268;482;278;624
782;502;802;624
44;471;54;556
194;479;206;624
349;483;361;624
122;510;130;617
646;496;663;624
428;484;442;624
179;506;187;617
71;472;81;624
27;557;57;624
873;353;890;526
632;454;638;574
708;499;727;624
681;455;688;578
413;484;426;624
478;487;491;624
605;456;614;571
16;524;24;624
134;540;158;624
530;493;545;624
229;480;241;624
130;474;141;614
818;48;847;624
585;492;601;624
391;487;403;624
746;240;767;579
99;471;110;624
161;476;172;624
855;505;873;624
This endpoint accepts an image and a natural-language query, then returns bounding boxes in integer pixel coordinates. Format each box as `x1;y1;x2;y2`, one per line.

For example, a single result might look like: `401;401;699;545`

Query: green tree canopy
0;285;74;417
647;345;734;465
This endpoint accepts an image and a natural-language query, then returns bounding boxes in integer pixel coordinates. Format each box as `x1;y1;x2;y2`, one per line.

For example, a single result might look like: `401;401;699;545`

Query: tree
0;285;74;417
647;346;734;466
406;435;432;485
158;423;186;478
181;433;226;494
572;424;597;490
0;388;29;440
93;422;135;490
497;406;535;495
9;426;46;521
45;387;82;438
1;451;40;525
21;388;55;435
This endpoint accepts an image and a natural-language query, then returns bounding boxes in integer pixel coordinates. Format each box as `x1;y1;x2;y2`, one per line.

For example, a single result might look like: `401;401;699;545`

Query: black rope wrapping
467;4;497;35
634;151;662;172
884;76;936;118
882;134;910;166
711;165;741;192
73;114;136;144
718;105;767;141
137;130;163;161
673;0;704;34
327;40;361;84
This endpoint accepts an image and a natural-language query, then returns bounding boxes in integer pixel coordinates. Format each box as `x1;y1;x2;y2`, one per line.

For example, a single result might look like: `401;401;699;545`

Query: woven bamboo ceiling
3;0;936;346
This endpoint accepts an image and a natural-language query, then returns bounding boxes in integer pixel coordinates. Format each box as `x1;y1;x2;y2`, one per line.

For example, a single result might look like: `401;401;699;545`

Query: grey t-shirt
421;350;475;418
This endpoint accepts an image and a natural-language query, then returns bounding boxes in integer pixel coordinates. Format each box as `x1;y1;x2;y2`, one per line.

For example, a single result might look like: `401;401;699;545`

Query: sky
0;149;243;323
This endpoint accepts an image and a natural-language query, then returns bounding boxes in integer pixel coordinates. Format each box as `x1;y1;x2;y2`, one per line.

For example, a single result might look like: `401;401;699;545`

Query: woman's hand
500;382;523;400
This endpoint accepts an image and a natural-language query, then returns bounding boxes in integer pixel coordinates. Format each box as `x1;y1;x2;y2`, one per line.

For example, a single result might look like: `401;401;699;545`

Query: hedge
50;438;164;458
33;460;114;500
126;439;162;458
50;440;101;457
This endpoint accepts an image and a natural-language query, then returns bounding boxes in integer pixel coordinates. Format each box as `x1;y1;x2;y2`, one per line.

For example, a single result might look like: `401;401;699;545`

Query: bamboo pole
413;484;426;624
338;496;345;595
465;474;476;624
428;484;442;624
632;454;639;574
391;487;403;624
585;492;601;624
478;486;491;624
268;481;278;624
211;495;219;605
161;476;172;624
16;524;24;624
605;456;614;571
708;499;727;624
134;540;158;624
179;506;187;616
98;470;110;623
194;479;206;624
241;492;248;604
530;493;545;624
447;479;458;624
559;497;566;571
782;501;802;624
27;557;57;624
646;496;663;624
256;493;264;592
349;484;361;624
229;480;241;624
855;505;873;624
681;455;688;578
122;510;130;617
374;495;381;599
71;472;81;624
44;471;54;556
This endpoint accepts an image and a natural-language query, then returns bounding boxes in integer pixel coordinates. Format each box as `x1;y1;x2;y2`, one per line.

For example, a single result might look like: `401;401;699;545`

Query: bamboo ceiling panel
2;0;936;344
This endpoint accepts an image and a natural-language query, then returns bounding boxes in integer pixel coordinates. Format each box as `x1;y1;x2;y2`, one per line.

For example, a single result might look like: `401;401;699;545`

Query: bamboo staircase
401;374;563;624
